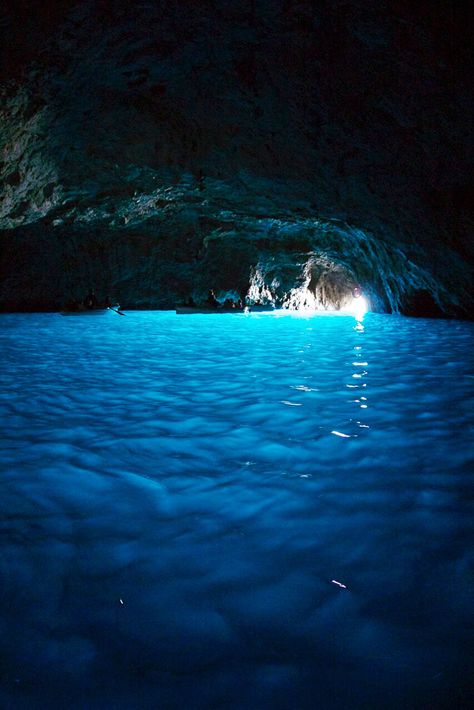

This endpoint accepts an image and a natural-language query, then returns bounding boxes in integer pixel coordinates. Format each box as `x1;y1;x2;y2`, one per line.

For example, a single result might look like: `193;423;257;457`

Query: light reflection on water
0;311;473;709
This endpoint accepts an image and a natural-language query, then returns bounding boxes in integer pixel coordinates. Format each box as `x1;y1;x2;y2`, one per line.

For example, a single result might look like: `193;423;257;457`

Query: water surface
1;311;473;708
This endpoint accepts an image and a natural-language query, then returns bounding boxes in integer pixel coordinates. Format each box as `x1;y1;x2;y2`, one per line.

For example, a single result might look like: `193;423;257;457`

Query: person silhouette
84;289;98;309
206;289;218;308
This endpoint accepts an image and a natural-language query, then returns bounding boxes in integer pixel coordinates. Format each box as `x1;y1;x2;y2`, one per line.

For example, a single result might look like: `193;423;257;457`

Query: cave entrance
247;254;365;313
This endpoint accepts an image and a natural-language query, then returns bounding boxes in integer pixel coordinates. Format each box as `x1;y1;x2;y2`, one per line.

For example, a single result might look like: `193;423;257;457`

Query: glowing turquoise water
1;311;473;708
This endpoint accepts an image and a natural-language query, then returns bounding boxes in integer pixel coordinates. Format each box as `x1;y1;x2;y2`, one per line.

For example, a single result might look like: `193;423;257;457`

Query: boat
175;304;276;315
61;308;109;316
60;305;124;316
176;306;245;314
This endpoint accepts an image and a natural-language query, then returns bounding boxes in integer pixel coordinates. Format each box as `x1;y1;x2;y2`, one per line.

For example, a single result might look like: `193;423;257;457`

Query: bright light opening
342;295;368;320
352;296;368;320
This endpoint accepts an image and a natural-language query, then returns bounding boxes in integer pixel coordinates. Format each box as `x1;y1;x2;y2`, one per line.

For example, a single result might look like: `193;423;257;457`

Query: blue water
1;310;473;709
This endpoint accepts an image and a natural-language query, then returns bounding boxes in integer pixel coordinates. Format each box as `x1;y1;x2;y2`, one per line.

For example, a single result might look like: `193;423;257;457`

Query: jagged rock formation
0;0;472;314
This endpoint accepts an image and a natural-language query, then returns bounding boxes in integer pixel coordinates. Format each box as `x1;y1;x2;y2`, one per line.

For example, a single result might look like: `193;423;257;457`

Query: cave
0;0;471;316
1;3;473;709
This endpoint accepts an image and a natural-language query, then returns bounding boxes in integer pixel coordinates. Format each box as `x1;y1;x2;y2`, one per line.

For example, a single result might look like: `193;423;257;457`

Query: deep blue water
1;310;473;709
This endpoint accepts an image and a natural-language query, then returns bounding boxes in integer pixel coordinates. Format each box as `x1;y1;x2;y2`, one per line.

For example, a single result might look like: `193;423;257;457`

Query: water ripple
0;311;473;708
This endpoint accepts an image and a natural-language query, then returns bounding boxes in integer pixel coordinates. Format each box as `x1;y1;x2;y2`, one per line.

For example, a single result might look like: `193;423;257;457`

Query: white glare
347;296;368;320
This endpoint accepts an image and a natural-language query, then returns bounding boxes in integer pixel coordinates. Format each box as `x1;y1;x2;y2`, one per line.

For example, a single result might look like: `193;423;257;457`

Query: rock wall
0;0;472;314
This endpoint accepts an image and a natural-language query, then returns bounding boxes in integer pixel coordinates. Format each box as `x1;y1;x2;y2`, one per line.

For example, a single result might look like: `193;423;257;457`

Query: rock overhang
0;0;471;316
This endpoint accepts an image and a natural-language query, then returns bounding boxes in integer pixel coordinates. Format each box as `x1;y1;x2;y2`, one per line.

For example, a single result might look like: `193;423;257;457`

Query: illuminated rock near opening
0;0;471;315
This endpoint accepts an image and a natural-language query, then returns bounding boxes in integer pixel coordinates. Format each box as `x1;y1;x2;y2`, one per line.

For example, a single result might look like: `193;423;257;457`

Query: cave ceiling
0;0;472;315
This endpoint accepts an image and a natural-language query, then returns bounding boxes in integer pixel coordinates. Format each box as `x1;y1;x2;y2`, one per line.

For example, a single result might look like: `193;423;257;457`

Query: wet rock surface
0;0;472;315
